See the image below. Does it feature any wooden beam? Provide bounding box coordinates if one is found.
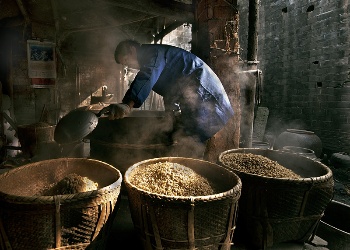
[63,15,156,34]
[51,0,60,34]
[58,15,156,44]
[153,21,184,43]
[98,0,194,23]
[15,0,31,24]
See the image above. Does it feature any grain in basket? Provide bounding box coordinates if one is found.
[128,161,215,196]
[220,152,301,179]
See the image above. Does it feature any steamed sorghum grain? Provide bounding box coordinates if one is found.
[128,161,215,196]
[220,153,301,179]
[39,173,98,195]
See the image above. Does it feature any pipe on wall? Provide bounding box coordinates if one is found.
[240,0,260,148]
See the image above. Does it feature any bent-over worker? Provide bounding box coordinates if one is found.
[101,39,234,158]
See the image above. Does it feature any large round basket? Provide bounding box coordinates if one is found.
[124,157,242,250]
[0,158,122,250]
[218,148,334,249]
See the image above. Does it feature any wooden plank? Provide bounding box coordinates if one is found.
[253,106,269,141]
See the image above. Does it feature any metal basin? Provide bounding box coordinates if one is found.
[316,200,350,249]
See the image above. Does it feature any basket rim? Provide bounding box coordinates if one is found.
[285,128,315,134]
[0,158,122,204]
[319,200,350,236]
[90,139,174,148]
[282,146,315,153]
[17,123,56,128]
[124,156,242,202]
[218,148,333,182]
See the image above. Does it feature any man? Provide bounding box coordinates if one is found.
[101,39,234,157]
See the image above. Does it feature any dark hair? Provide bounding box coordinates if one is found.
[114,39,141,63]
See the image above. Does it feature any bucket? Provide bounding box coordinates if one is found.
[0,158,122,250]
[124,157,242,250]
[218,148,334,249]
[316,200,350,249]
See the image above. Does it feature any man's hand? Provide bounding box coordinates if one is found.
[101,103,131,120]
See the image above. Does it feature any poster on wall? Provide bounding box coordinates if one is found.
[27,40,56,88]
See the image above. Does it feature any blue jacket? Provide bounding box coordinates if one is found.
[122,44,234,142]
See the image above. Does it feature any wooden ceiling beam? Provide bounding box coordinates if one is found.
[51,0,60,33]
[153,21,185,43]
[98,0,194,23]
[14,0,30,24]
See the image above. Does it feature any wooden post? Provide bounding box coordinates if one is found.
[193,0,241,162]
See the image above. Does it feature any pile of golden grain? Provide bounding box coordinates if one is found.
[39,173,98,195]
[129,161,215,196]
[220,153,301,179]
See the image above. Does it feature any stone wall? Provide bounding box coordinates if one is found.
[238,0,350,153]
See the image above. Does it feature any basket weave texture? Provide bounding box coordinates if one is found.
[0,158,122,250]
[124,157,242,250]
[218,148,334,249]
[17,123,55,156]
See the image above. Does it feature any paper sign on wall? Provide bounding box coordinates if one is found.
[27,40,57,84]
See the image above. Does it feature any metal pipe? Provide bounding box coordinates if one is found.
[239,69,262,75]
[247,0,259,64]
[240,0,260,148]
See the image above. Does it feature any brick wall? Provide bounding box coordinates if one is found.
[238,0,350,153]
[6,20,123,125]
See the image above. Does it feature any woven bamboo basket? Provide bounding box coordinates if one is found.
[0,158,122,250]
[124,157,242,250]
[218,148,334,249]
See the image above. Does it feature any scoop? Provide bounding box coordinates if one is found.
[54,106,110,144]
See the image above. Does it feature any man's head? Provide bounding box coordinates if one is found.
[114,40,141,69]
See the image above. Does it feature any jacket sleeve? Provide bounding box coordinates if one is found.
[122,47,166,108]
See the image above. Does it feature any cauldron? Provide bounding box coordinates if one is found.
[89,110,176,175]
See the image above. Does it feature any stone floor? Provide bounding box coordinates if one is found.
[105,194,334,250]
